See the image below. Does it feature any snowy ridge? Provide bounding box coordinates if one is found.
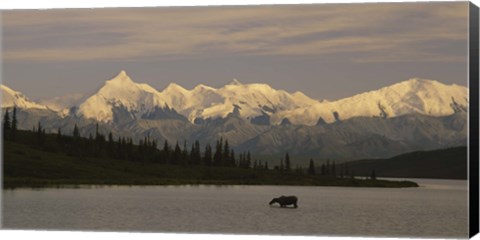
[1,84,48,110]
[8,71,468,125]
[75,71,170,122]
[273,78,468,125]
[160,78,319,123]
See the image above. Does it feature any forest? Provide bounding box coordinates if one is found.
[2,107,418,188]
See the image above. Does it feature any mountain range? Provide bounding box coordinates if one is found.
[1,71,468,164]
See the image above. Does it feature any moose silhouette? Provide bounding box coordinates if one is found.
[269,195,298,208]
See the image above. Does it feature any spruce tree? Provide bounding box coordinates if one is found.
[37,122,44,146]
[3,108,10,132]
[57,127,62,144]
[194,140,201,165]
[326,160,330,176]
[163,140,170,164]
[190,143,195,165]
[204,143,212,166]
[213,138,223,166]
[332,161,336,177]
[107,132,114,157]
[230,149,235,167]
[11,106,17,140]
[173,141,181,165]
[308,159,316,175]
[182,140,189,165]
[321,163,326,176]
[285,152,291,172]
[73,124,80,138]
[223,139,230,166]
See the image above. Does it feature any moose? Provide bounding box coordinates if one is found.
[269,195,298,208]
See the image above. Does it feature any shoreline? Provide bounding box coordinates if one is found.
[3,178,419,190]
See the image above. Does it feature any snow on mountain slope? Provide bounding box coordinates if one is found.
[158,78,319,123]
[73,71,467,125]
[1,84,48,110]
[272,78,468,125]
[76,71,168,122]
[159,83,224,120]
[181,79,319,122]
[39,93,84,112]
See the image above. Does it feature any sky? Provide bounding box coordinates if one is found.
[1,2,469,101]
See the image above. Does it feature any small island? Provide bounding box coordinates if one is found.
[3,119,418,189]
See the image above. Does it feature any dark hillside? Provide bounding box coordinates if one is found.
[345,147,467,179]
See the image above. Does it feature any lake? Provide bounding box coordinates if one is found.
[1,179,468,238]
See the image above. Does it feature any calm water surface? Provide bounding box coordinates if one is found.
[2,179,468,238]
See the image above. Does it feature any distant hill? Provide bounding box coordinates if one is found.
[346,147,467,179]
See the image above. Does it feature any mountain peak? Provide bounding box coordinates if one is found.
[165,82,188,91]
[1,84,48,110]
[228,78,243,86]
[118,70,128,77]
[390,78,447,92]
[107,70,134,84]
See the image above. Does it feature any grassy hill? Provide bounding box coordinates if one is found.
[346,147,467,179]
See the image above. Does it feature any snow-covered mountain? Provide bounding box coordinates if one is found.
[72,71,321,123]
[3,71,469,127]
[1,71,468,161]
[158,78,319,124]
[75,71,170,122]
[39,93,84,112]
[1,84,49,110]
[74,71,467,126]
[273,78,468,125]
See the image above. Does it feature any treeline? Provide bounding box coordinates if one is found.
[3,107,272,169]
[3,107,376,179]
[306,159,376,180]
[2,107,18,140]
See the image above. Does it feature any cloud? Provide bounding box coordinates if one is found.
[2,2,468,63]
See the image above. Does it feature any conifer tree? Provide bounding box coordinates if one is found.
[213,138,223,166]
[285,152,291,172]
[11,106,17,140]
[190,143,195,165]
[308,159,316,175]
[36,122,44,146]
[126,138,134,161]
[3,108,10,132]
[204,143,212,166]
[230,149,235,167]
[223,139,230,166]
[182,140,189,165]
[321,163,326,176]
[173,141,181,165]
[326,160,330,176]
[108,132,114,154]
[332,161,336,177]
[163,140,170,164]
[57,127,63,144]
[194,140,201,165]
[73,124,80,138]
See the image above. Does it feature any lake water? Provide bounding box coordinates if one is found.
[1,179,468,238]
